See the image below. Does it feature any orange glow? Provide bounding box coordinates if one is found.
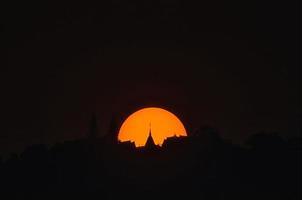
[118,107,187,147]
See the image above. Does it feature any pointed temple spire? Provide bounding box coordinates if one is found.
[144,122,157,148]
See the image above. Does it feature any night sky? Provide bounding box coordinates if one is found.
[1,0,293,154]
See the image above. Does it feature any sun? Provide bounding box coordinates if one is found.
[118,107,187,147]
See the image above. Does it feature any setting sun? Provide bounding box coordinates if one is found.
[118,107,187,147]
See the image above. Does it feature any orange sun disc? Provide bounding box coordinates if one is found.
[118,107,187,147]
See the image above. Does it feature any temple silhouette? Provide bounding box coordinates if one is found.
[144,126,158,149]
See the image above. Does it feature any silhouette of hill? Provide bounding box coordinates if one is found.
[0,124,301,200]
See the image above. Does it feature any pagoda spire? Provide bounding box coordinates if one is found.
[144,123,156,148]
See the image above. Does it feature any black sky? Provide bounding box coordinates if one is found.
[1,0,293,154]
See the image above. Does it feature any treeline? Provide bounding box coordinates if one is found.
[0,129,301,200]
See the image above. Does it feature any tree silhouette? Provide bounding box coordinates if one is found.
[0,125,301,200]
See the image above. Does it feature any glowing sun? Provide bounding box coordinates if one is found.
[118,107,187,147]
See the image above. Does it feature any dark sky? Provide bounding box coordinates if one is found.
[1,0,293,154]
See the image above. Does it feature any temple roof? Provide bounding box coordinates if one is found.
[144,126,157,148]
